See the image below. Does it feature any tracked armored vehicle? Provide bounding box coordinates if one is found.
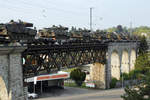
[0,20,37,44]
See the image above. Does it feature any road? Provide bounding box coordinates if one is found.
[36,87,125,100]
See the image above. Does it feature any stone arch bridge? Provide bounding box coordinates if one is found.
[107,42,137,86]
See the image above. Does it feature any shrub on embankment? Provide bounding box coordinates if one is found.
[70,68,86,86]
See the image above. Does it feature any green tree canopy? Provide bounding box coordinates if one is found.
[138,36,149,55]
[122,50,150,100]
[133,26,150,36]
[135,53,150,74]
[121,72,150,100]
[70,68,86,86]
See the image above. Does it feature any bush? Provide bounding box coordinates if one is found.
[128,69,142,79]
[135,53,150,74]
[121,72,150,100]
[138,36,148,55]
[70,68,86,86]
[110,77,118,88]
[120,70,142,81]
[120,73,130,80]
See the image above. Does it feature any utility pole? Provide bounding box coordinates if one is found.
[121,66,124,88]
[130,22,132,37]
[90,7,93,32]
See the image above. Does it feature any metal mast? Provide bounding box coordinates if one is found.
[90,7,93,32]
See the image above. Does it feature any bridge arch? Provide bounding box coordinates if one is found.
[111,50,120,80]
[0,76,11,100]
[130,49,136,71]
[121,50,129,73]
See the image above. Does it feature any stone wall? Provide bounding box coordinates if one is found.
[0,55,9,90]
[0,46,26,100]
[110,51,120,80]
[0,76,11,100]
[9,53,24,100]
[90,63,105,89]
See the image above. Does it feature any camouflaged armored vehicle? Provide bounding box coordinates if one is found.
[0,20,37,43]
[38,25,69,39]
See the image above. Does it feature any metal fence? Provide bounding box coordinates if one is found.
[116,79,142,88]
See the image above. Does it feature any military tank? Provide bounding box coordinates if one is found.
[38,25,69,39]
[0,20,37,44]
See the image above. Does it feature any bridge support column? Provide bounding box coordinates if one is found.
[0,46,26,100]
[90,63,106,89]
[128,50,131,72]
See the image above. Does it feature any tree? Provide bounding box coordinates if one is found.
[116,25,123,33]
[135,53,150,74]
[70,68,86,86]
[121,51,150,100]
[107,27,116,32]
[128,69,142,79]
[132,26,150,37]
[120,73,130,80]
[110,77,118,88]
[121,72,150,100]
[107,25,129,34]
[138,36,148,55]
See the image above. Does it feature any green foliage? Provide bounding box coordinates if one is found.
[133,26,150,36]
[121,86,143,100]
[107,25,129,33]
[120,73,130,80]
[119,69,142,81]
[107,27,116,33]
[128,69,142,79]
[70,68,86,86]
[63,68,77,72]
[138,36,148,55]
[122,49,150,100]
[110,77,118,88]
[106,25,150,37]
[121,72,150,100]
[64,82,87,88]
[135,53,150,74]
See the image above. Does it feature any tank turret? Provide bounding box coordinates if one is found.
[38,25,69,40]
[0,20,37,43]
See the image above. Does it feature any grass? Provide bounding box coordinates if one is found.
[64,82,77,87]
[64,82,87,89]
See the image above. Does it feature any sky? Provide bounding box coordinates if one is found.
[0,0,150,30]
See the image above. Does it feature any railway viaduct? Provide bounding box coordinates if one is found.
[81,42,137,89]
[106,42,137,87]
[0,21,138,100]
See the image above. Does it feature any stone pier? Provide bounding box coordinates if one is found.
[90,63,106,89]
[0,46,26,100]
[81,63,106,89]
